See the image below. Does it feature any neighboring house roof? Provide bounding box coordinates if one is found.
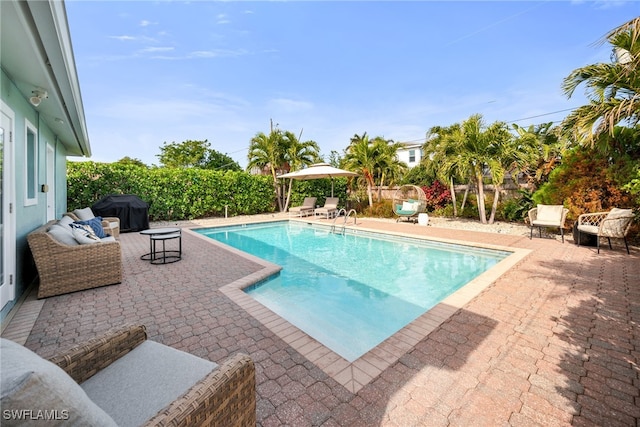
[1,0,90,156]
[397,142,423,151]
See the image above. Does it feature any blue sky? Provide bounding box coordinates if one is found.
[65,1,638,168]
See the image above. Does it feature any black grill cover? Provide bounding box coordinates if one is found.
[92,195,149,232]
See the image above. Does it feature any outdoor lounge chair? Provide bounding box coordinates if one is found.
[528,204,569,243]
[314,197,339,219]
[288,197,317,217]
[392,185,427,223]
[0,325,256,427]
[576,207,634,254]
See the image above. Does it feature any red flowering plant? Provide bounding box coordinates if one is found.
[421,181,452,211]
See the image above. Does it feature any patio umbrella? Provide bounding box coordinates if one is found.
[277,163,357,197]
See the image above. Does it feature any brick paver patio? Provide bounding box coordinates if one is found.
[3,217,639,426]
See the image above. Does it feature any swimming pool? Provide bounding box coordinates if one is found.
[196,221,511,362]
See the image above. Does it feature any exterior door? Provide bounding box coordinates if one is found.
[0,103,16,310]
[46,144,55,221]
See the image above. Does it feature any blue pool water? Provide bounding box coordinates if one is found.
[197,222,510,361]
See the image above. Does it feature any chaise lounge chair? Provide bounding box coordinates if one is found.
[314,197,339,219]
[576,207,634,254]
[288,197,317,217]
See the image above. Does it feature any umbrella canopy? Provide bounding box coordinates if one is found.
[277,163,357,197]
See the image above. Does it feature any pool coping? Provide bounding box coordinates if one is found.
[185,220,531,393]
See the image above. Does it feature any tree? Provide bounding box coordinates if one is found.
[246,121,320,212]
[343,133,377,207]
[512,123,571,189]
[282,130,321,210]
[204,151,242,171]
[424,124,465,216]
[157,139,240,170]
[424,115,517,224]
[116,156,147,168]
[247,122,289,212]
[561,17,640,150]
[371,137,407,201]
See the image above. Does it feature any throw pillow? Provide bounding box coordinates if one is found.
[402,201,415,211]
[0,338,118,426]
[69,223,100,245]
[59,215,75,229]
[73,207,95,221]
[75,217,106,238]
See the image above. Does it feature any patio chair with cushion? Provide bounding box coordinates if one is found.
[576,207,634,254]
[288,197,317,217]
[528,204,569,243]
[27,219,122,298]
[0,325,256,427]
[314,197,340,219]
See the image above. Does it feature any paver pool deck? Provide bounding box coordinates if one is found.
[3,215,639,426]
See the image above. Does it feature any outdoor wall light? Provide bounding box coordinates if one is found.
[29,89,48,107]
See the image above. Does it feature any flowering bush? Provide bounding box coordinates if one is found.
[421,181,452,211]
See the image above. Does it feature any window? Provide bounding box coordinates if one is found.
[25,120,38,206]
[409,150,416,163]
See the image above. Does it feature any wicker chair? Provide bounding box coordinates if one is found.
[49,325,256,426]
[392,185,427,223]
[528,205,569,243]
[27,220,122,298]
[576,208,634,254]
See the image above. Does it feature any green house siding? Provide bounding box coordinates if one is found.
[1,70,70,321]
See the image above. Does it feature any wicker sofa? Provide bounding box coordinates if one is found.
[1,325,256,426]
[27,220,122,298]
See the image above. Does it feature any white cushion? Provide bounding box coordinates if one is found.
[73,207,95,221]
[606,208,632,219]
[0,338,117,426]
[401,201,415,211]
[48,224,79,246]
[535,205,564,224]
[601,208,633,236]
[59,215,75,228]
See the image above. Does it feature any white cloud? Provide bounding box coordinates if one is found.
[188,49,248,58]
[110,35,136,41]
[216,14,230,24]
[139,46,175,53]
[268,98,314,113]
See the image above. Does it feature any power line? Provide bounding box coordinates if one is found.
[506,107,576,123]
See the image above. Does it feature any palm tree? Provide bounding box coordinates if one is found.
[282,130,321,210]
[424,124,465,216]
[425,115,516,224]
[561,17,639,150]
[247,121,289,211]
[512,123,572,189]
[343,133,377,207]
[370,137,407,201]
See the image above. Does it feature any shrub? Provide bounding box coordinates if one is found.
[501,189,534,222]
[362,200,395,218]
[421,181,452,211]
[67,162,275,221]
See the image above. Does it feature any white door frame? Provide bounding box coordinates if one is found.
[1,101,16,310]
[46,143,55,221]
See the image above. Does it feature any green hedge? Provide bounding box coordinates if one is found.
[67,162,276,220]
